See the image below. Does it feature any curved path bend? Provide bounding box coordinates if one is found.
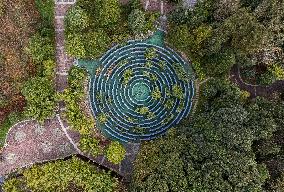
[230,65,284,98]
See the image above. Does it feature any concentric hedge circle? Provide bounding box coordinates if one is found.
[89,41,194,142]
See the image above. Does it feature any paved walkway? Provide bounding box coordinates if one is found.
[143,0,175,14]
[183,0,197,9]
[0,118,77,176]
[230,65,284,98]
[54,3,75,92]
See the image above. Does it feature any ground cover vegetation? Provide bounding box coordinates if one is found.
[0,0,56,146]
[59,66,126,164]
[3,156,120,192]
[167,0,284,83]
[64,0,159,59]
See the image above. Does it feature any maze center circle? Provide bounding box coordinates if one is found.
[89,41,195,143]
[131,82,150,101]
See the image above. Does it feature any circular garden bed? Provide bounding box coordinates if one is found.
[87,40,195,142]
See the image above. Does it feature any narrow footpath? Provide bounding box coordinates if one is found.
[230,65,284,98]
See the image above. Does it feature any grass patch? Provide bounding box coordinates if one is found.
[0,112,23,148]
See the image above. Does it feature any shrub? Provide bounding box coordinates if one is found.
[0,1,5,16]
[0,113,22,147]
[79,136,102,157]
[240,90,251,101]
[145,60,153,68]
[65,34,86,58]
[25,34,54,64]
[21,77,56,124]
[136,107,150,115]
[42,59,55,79]
[83,30,111,59]
[172,84,184,100]
[165,98,175,110]
[192,60,206,80]
[144,12,160,32]
[122,69,133,85]
[3,157,119,192]
[59,67,95,135]
[173,63,189,82]
[67,66,86,91]
[106,141,126,164]
[268,63,284,80]
[97,0,121,28]
[3,178,26,192]
[65,6,90,32]
[128,9,146,34]
[145,47,157,60]
[98,113,108,124]
[151,87,161,100]
[35,0,54,27]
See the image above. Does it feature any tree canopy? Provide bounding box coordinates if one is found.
[21,77,56,123]
[131,79,284,191]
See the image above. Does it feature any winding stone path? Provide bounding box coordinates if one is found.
[230,65,284,98]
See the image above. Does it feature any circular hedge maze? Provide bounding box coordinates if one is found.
[89,41,194,143]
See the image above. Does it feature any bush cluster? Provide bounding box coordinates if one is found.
[3,157,119,192]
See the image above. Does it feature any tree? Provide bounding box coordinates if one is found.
[131,126,269,192]
[204,49,236,76]
[65,34,86,58]
[25,34,54,64]
[217,8,268,54]
[83,30,111,59]
[130,80,280,191]
[3,157,119,192]
[213,0,241,21]
[106,141,126,164]
[65,6,90,32]
[144,47,157,60]
[97,0,121,28]
[21,77,56,123]
[128,9,146,34]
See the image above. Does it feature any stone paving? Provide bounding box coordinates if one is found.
[54,3,74,92]
[0,118,76,176]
